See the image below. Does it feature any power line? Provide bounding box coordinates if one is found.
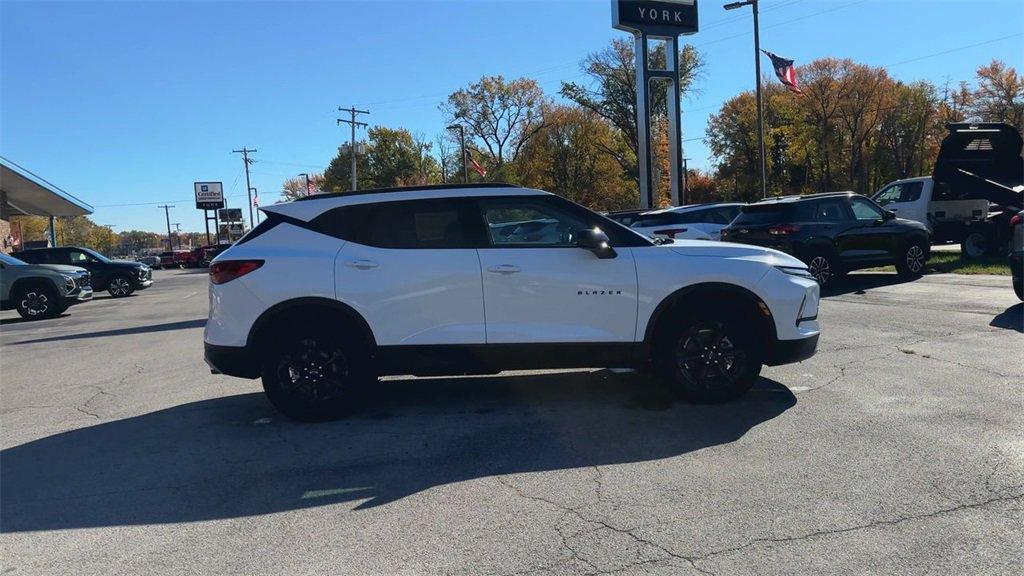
[885,32,1023,68]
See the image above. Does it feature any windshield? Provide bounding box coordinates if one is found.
[0,252,28,266]
[81,248,112,263]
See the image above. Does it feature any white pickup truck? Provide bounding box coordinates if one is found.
[871,123,1023,258]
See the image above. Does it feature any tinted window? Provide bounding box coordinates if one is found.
[849,197,884,221]
[814,199,850,222]
[734,204,792,225]
[875,182,923,206]
[359,200,480,249]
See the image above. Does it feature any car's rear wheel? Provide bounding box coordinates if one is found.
[895,241,928,278]
[15,285,61,320]
[261,324,372,422]
[657,312,762,403]
[807,251,838,287]
[107,275,135,297]
[961,231,988,259]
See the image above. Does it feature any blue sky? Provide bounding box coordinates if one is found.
[2,0,1022,233]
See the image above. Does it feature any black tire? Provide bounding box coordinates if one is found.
[14,284,61,320]
[656,307,762,404]
[895,240,928,278]
[806,250,839,287]
[1014,278,1023,301]
[261,323,373,422]
[107,274,135,297]
[961,231,988,259]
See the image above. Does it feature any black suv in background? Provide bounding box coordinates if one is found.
[720,192,931,286]
[13,246,153,297]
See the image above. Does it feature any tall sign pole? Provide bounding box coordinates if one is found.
[613,0,699,210]
[724,0,766,198]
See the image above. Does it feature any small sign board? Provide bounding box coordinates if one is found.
[612,0,699,36]
[194,182,225,210]
[218,208,243,223]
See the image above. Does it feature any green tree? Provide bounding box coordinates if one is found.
[440,75,548,174]
[281,173,324,201]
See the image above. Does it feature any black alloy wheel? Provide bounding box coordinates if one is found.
[15,286,59,320]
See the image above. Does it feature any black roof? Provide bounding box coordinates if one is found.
[293,182,519,202]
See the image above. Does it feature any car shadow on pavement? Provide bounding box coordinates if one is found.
[0,313,70,326]
[821,273,914,297]
[990,303,1022,332]
[0,372,794,532]
[5,319,207,345]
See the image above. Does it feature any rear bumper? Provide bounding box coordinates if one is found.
[765,333,819,366]
[204,342,260,379]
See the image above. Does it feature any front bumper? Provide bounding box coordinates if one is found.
[64,287,94,306]
[205,342,260,379]
[765,333,819,366]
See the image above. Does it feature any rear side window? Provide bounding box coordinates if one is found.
[321,199,483,249]
[814,198,851,222]
[734,205,792,225]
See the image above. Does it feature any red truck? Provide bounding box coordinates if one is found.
[158,250,201,269]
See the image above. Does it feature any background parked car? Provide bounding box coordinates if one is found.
[136,254,162,268]
[629,203,744,240]
[13,246,153,297]
[159,250,200,269]
[721,192,931,286]
[603,209,648,228]
[0,252,93,319]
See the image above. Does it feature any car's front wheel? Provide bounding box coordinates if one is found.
[107,275,135,297]
[261,325,372,421]
[15,285,61,320]
[658,314,762,403]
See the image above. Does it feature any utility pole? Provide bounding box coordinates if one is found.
[172,223,182,249]
[337,106,369,191]
[724,0,767,199]
[158,205,174,250]
[446,124,468,183]
[299,173,311,196]
[682,158,691,201]
[233,147,257,229]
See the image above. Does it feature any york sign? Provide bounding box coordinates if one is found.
[612,0,699,36]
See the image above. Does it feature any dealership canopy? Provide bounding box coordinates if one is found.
[1,156,93,217]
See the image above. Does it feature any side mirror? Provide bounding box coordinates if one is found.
[883,210,896,221]
[576,228,617,259]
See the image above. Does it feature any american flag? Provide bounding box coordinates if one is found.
[252,194,259,208]
[466,149,487,178]
[306,179,316,196]
[762,50,804,95]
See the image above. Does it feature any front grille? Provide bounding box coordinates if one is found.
[78,273,91,288]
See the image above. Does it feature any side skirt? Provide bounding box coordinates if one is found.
[374,343,647,377]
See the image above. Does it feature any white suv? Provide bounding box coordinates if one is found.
[204,184,820,421]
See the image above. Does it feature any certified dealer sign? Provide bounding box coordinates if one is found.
[194,182,225,210]
[612,0,699,36]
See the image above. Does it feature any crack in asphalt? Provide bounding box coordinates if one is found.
[494,472,1023,576]
[895,346,1018,379]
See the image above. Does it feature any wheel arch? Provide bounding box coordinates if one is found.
[643,282,778,352]
[247,296,378,353]
[9,277,58,297]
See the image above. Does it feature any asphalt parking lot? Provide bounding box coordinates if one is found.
[1,268,1021,575]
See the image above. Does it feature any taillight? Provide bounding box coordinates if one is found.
[210,260,264,284]
[1011,213,1022,227]
[654,228,688,238]
[768,223,801,235]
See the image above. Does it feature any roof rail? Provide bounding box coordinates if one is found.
[293,182,519,202]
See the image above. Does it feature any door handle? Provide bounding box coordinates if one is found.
[345,259,379,270]
[487,264,521,275]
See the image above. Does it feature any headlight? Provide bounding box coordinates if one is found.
[61,274,76,290]
[776,265,815,280]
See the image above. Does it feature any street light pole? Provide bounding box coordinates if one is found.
[299,172,311,197]
[725,0,768,199]
[682,157,691,199]
[446,124,468,183]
